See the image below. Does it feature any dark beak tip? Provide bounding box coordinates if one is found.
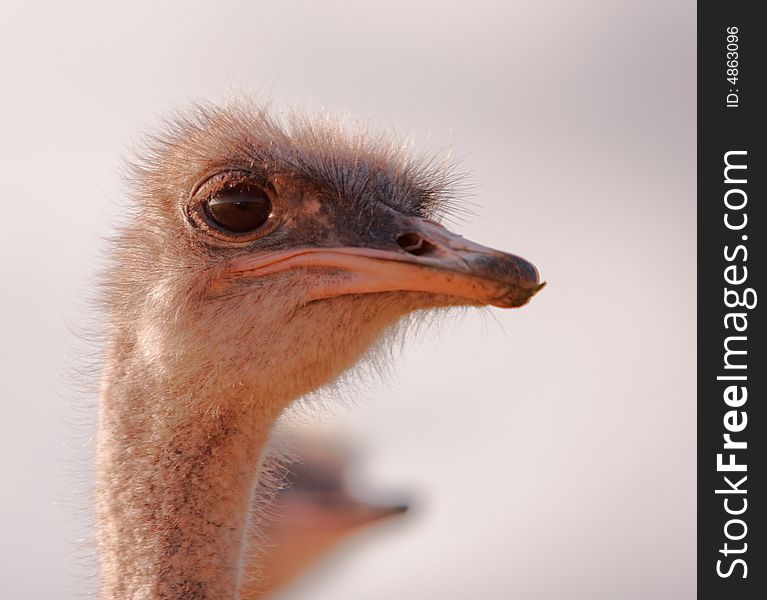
[508,254,544,307]
[523,280,547,303]
[364,502,410,523]
[391,503,409,515]
[494,279,546,309]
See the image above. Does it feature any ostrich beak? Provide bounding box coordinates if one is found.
[229,218,543,308]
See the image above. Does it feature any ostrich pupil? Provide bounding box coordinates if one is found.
[205,184,272,233]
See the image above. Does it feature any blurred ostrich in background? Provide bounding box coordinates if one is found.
[96,102,542,599]
[242,429,408,599]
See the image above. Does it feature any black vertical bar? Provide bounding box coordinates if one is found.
[698,3,765,599]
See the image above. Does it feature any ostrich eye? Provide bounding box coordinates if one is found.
[203,183,272,234]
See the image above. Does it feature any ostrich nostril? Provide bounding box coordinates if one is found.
[396,232,438,257]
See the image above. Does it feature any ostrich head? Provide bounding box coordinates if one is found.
[106,103,541,417]
[97,102,542,598]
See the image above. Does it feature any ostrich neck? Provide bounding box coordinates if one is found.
[96,365,277,600]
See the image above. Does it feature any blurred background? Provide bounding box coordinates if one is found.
[0,1,695,598]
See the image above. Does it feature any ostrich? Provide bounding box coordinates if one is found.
[241,430,409,598]
[96,102,542,599]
